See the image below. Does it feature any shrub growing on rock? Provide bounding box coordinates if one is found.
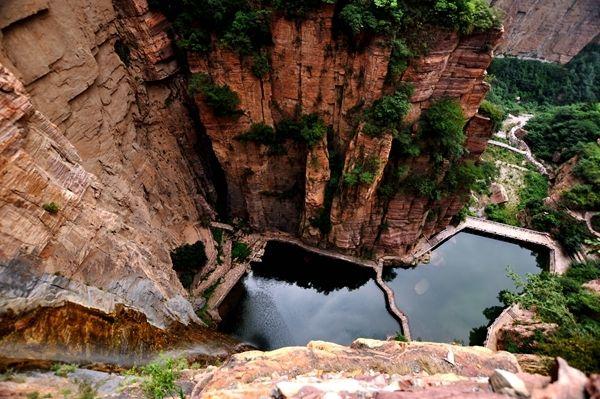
[42,202,60,214]
[478,99,505,132]
[232,241,251,262]
[419,98,467,163]
[188,74,241,117]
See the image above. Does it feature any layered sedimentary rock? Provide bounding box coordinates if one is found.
[491,0,600,63]
[190,7,502,259]
[0,0,236,357]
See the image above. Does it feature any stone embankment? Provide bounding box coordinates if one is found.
[412,217,570,273]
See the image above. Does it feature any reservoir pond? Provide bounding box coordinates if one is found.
[220,231,547,350]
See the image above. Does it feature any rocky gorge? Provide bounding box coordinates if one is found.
[0,0,599,396]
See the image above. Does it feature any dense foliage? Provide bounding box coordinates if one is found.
[502,260,600,373]
[361,86,412,137]
[486,43,600,112]
[562,142,600,211]
[478,99,505,132]
[528,201,591,255]
[419,98,467,163]
[524,103,600,163]
[188,74,242,116]
[237,113,327,153]
[150,0,500,62]
[344,156,379,186]
[140,357,187,399]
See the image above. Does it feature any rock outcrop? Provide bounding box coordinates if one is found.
[0,0,235,360]
[491,0,600,63]
[189,340,593,399]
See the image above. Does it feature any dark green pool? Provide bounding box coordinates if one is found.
[220,232,547,350]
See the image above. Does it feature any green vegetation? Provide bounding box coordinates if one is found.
[442,160,497,195]
[524,103,600,163]
[518,171,548,210]
[478,99,505,132]
[196,280,220,326]
[140,357,187,399]
[343,157,379,186]
[361,86,412,138]
[51,363,77,377]
[592,215,600,232]
[26,393,39,399]
[482,144,526,165]
[150,0,500,72]
[501,260,600,373]
[0,369,25,383]
[77,382,97,399]
[419,98,467,163]
[170,241,207,289]
[237,113,327,153]
[378,98,494,201]
[562,142,600,211]
[528,201,591,255]
[232,241,252,262]
[251,50,270,78]
[486,43,599,112]
[394,332,408,342]
[42,202,60,214]
[484,203,519,226]
[484,171,547,227]
[188,74,241,117]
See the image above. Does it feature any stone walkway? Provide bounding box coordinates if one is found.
[489,114,549,176]
[265,232,412,339]
[413,217,571,274]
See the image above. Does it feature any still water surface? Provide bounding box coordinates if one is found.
[220,231,546,350]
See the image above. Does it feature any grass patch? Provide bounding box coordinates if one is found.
[51,363,77,377]
[140,357,187,399]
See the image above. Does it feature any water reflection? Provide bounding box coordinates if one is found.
[221,233,547,350]
[386,232,547,344]
[220,241,396,349]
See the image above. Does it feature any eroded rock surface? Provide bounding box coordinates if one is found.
[0,0,235,361]
[491,0,600,63]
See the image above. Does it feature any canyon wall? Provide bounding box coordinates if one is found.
[491,0,600,63]
[190,7,502,259]
[0,0,233,355]
[0,0,501,355]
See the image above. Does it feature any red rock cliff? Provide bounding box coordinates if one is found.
[0,0,224,333]
[189,7,502,260]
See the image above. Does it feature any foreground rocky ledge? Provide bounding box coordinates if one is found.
[4,340,596,399]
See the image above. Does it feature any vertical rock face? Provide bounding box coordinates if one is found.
[0,0,221,333]
[190,8,502,259]
[491,0,600,63]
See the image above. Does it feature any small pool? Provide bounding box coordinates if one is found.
[220,232,547,350]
